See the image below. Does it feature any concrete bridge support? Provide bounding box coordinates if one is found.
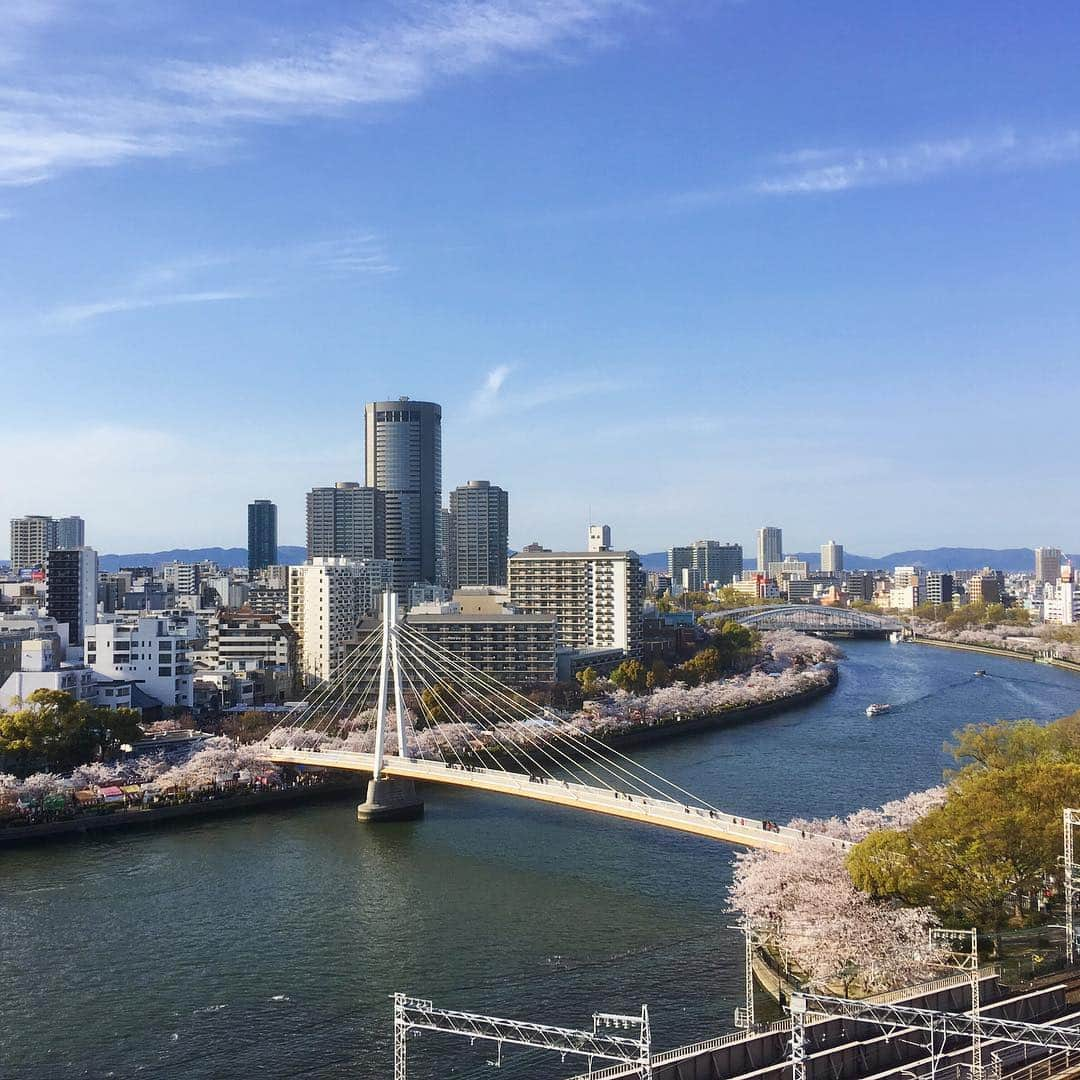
[356,778,424,822]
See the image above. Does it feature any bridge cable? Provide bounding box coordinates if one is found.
[394,623,630,790]
[394,633,569,782]
[395,621,694,800]
[394,622,675,800]
[394,620,720,807]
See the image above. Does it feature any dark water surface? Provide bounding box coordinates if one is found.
[3,642,1079,1080]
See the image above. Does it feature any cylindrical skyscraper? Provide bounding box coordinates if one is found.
[364,398,442,592]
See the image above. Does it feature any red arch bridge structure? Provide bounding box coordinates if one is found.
[265,591,847,851]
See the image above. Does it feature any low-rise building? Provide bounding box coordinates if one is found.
[85,615,196,708]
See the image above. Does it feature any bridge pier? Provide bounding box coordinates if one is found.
[356,778,424,823]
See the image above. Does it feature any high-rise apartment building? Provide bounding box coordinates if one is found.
[449,480,509,589]
[893,566,918,589]
[1035,547,1063,585]
[306,483,385,560]
[56,516,85,549]
[288,557,393,683]
[439,508,455,588]
[690,540,743,588]
[364,398,442,591]
[667,546,693,587]
[966,570,1001,606]
[508,548,644,657]
[756,526,782,574]
[161,562,199,596]
[588,525,612,552]
[10,515,58,572]
[46,546,98,646]
[247,500,278,572]
[820,540,844,574]
[924,571,954,606]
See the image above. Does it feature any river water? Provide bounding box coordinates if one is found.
[3,642,1080,1080]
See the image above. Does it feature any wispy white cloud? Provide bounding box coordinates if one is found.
[0,1,639,187]
[468,364,610,418]
[470,363,513,415]
[754,128,1080,195]
[159,1,632,114]
[50,290,252,326]
[41,232,395,326]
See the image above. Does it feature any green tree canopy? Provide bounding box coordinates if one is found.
[609,659,648,695]
[0,690,142,777]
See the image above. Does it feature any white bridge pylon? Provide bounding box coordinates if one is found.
[267,591,845,853]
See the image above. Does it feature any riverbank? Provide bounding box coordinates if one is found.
[908,634,1080,674]
[601,665,838,752]
[0,776,366,848]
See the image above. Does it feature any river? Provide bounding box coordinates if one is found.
[3,641,1080,1080]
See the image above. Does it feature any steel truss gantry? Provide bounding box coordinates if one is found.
[788,991,1080,1080]
[1063,808,1080,965]
[392,993,652,1080]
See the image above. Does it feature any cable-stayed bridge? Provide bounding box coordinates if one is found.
[266,592,846,853]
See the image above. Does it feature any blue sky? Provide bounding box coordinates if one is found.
[2,1,1078,558]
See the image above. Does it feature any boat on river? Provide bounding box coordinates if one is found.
[865,703,892,717]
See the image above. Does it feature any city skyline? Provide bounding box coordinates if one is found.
[3,4,1080,554]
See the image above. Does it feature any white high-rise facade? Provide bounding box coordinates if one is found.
[756,526,782,574]
[508,548,644,657]
[288,557,393,684]
[820,540,844,574]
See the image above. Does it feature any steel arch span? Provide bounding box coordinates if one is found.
[704,605,903,634]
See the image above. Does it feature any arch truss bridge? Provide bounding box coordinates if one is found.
[707,605,903,636]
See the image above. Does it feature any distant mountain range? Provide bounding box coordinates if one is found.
[638,547,1051,574]
[96,546,308,572]
[0,545,1051,576]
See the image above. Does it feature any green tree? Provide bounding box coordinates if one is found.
[678,647,721,687]
[0,690,142,776]
[610,659,648,695]
[575,666,602,697]
[849,760,1080,945]
[646,658,671,691]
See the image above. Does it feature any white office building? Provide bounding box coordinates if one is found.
[1044,566,1080,625]
[288,557,393,684]
[85,615,196,707]
[757,526,782,574]
[820,540,844,574]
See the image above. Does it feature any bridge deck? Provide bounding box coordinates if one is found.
[267,749,849,853]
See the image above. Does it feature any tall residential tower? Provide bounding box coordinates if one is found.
[449,480,509,588]
[247,500,278,572]
[364,398,442,592]
[756,526,782,574]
